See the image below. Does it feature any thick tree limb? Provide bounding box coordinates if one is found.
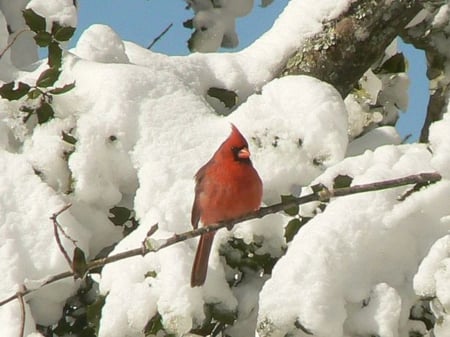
[281,0,424,97]
[0,172,441,308]
[400,6,450,143]
[420,85,447,142]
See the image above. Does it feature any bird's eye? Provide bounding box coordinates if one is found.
[200,26,207,32]
[231,146,250,162]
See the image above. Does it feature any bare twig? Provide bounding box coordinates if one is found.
[17,285,26,337]
[0,29,29,59]
[52,204,77,244]
[147,23,173,49]
[0,172,442,307]
[50,204,76,269]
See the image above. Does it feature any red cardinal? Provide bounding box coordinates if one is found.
[190,124,263,287]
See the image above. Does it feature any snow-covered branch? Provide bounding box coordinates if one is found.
[281,0,423,97]
[0,172,441,309]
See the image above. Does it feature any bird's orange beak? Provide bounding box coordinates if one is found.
[238,147,250,159]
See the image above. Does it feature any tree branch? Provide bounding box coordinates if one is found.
[0,172,441,307]
[399,2,449,143]
[280,0,423,97]
[147,23,173,50]
[0,29,29,60]
[50,204,76,269]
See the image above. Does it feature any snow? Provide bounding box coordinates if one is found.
[346,126,401,157]
[0,0,38,69]
[0,0,449,337]
[26,0,77,31]
[0,149,89,332]
[187,0,254,52]
[74,24,130,63]
[258,143,450,337]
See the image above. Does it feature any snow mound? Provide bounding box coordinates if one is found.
[258,144,450,337]
[74,24,130,64]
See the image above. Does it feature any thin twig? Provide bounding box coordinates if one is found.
[51,204,77,245]
[0,172,442,307]
[50,204,75,269]
[0,29,29,59]
[147,23,173,49]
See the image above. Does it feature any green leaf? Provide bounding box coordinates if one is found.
[22,8,46,33]
[33,31,52,47]
[48,42,62,68]
[0,81,30,100]
[284,218,302,243]
[50,82,75,95]
[61,130,77,144]
[183,19,193,29]
[72,247,88,279]
[109,206,131,226]
[86,295,106,335]
[210,304,237,325]
[54,25,76,42]
[36,67,61,88]
[207,87,238,108]
[36,102,55,123]
[144,313,164,336]
[281,194,299,216]
[285,217,312,243]
[27,88,42,99]
[333,174,353,189]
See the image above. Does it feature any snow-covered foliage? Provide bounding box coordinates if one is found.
[185,0,254,52]
[0,0,449,337]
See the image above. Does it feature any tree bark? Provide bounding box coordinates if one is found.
[280,0,424,98]
[400,4,450,143]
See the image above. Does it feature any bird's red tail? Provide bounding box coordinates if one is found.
[191,232,215,287]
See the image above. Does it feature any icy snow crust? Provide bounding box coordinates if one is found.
[1,0,450,337]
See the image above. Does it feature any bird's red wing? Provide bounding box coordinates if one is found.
[191,197,201,229]
[191,161,210,229]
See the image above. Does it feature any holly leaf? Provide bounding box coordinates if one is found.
[285,218,301,242]
[144,313,164,336]
[36,67,61,88]
[27,88,42,99]
[86,295,106,334]
[50,82,75,95]
[36,102,55,123]
[281,194,299,216]
[72,247,88,279]
[22,8,46,33]
[183,19,193,29]
[54,25,76,42]
[48,42,62,68]
[0,81,30,100]
[61,130,77,144]
[109,206,131,226]
[207,87,238,108]
[33,31,52,47]
[333,174,353,189]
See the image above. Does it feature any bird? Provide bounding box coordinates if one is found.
[190,124,263,287]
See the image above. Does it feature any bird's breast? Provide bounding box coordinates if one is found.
[197,163,262,225]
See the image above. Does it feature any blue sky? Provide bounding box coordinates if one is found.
[74,0,427,141]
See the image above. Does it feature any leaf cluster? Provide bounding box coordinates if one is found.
[0,8,75,124]
[38,276,105,337]
[109,206,139,237]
